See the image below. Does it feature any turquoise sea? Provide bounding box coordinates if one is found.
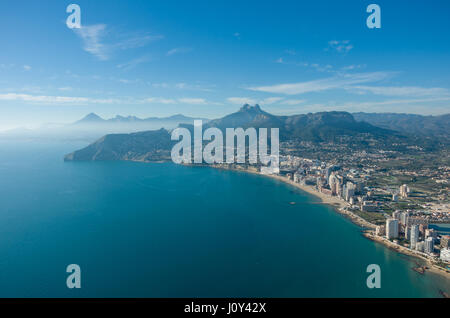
[0,140,449,297]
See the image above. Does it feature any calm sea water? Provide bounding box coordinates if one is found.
[0,140,449,297]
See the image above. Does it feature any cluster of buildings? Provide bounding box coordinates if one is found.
[377,211,450,262]
[277,154,450,265]
[391,184,409,201]
[281,155,366,206]
[399,184,410,198]
[278,155,449,223]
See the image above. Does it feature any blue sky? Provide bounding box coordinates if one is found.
[0,0,449,129]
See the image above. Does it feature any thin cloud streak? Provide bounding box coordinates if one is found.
[74,24,108,60]
[277,97,450,115]
[73,24,163,60]
[348,86,449,97]
[227,97,304,106]
[248,72,392,95]
[117,56,152,70]
[0,93,118,104]
[326,40,353,54]
[167,47,192,56]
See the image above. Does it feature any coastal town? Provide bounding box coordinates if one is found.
[280,153,450,269]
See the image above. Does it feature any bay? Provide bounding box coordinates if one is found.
[0,140,448,297]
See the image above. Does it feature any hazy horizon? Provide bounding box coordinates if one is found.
[1,0,450,129]
[1,106,449,132]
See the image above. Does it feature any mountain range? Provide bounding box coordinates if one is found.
[352,112,450,138]
[65,104,449,162]
[0,113,206,141]
[74,113,207,125]
[189,104,395,142]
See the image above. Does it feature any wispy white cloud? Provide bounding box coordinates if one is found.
[167,47,192,56]
[347,85,449,97]
[73,24,163,60]
[2,93,216,106]
[350,97,450,107]
[340,64,365,72]
[274,97,450,115]
[248,72,392,95]
[117,56,151,70]
[227,96,301,106]
[58,87,73,91]
[11,86,44,94]
[23,65,31,71]
[114,33,163,50]
[275,57,335,73]
[310,63,333,73]
[149,82,215,92]
[0,93,118,104]
[118,79,134,84]
[145,97,177,104]
[280,99,306,105]
[178,98,207,105]
[74,24,108,60]
[144,97,215,105]
[326,40,353,54]
[151,82,169,89]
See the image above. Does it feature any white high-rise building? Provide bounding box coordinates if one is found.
[425,237,434,254]
[392,211,401,221]
[440,248,450,262]
[343,182,356,202]
[400,184,409,198]
[386,219,399,240]
[400,212,409,225]
[328,174,339,195]
[410,225,420,249]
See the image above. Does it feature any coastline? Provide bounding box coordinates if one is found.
[363,232,450,282]
[135,160,450,285]
[203,164,450,284]
[208,164,376,230]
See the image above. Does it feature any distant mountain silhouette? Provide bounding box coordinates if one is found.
[353,112,450,138]
[75,113,105,124]
[1,112,209,142]
[65,105,402,161]
[73,113,207,125]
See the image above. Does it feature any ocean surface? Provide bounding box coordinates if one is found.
[0,140,449,297]
[430,224,450,235]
